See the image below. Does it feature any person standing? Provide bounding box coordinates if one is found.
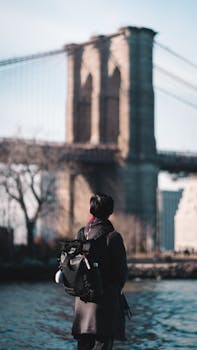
[72,193,128,350]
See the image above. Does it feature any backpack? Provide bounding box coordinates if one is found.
[58,235,104,303]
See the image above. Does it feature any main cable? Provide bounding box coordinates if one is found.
[154,64,197,92]
[0,48,66,67]
[154,41,197,70]
[155,85,197,110]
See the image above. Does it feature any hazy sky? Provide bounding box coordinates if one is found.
[1,0,197,59]
[0,0,197,152]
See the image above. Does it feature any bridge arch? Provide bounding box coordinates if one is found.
[104,67,120,143]
[75,73,92,142]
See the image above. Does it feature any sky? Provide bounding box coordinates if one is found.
[0,0,197,60]
[0,1,197,154]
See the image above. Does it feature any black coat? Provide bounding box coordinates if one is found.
[72,218,128,340]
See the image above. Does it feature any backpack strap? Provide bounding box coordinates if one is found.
[77,227,86,240]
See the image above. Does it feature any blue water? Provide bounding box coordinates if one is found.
[0,280,196,350]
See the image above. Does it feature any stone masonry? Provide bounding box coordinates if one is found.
[59,26,158,251]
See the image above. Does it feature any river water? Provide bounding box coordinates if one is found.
[0,280,196,350]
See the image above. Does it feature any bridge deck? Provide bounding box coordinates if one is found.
[0,138,118,165]
[158,151,197,172]
[0,138,197,172]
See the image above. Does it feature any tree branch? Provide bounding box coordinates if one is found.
[4,180,20,202]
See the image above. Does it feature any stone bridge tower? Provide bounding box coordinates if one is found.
[61,26,158,251]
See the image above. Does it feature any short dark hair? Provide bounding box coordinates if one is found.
[90,193,114,219]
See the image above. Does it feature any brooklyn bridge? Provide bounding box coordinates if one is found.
[1,26,197,250]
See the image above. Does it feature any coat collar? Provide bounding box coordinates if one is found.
[85,218,114,240]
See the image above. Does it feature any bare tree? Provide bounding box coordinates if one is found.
[0,162,56,255]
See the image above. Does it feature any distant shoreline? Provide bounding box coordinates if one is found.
[0,259,197,281]
[127,261,197,279]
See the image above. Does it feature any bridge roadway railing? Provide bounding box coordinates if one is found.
[0,138,118,166]
[0,138,197,172]
[158,150,197,173]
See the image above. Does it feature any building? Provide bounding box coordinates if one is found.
[0,226,14,260]
[159,190,182,251]
[175,176,197,252]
